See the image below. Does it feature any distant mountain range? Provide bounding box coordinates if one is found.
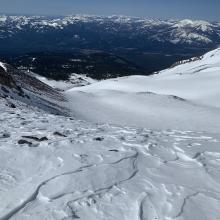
[1,15,220,78]
[1,15,220,51]
[1,15,220,220]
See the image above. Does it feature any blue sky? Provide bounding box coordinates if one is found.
[0,0,220,21]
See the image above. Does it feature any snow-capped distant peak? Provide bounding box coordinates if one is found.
[0,61,7,71]
[173,19,213,32]
[0,15,7,22]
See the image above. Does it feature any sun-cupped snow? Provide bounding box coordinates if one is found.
[66,48,220,132]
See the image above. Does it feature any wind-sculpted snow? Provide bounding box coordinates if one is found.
[0,99,220,219]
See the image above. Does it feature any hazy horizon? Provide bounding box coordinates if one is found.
[0,0,220,21]
[0,12,219,23]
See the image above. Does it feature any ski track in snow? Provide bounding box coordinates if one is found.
[0,99,220,220]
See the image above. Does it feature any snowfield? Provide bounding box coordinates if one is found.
[0,48,220,219]
[66,48,220,132]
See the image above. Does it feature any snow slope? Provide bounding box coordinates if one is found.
[0,96,220,220]
[0,49,220,220]
[66,48,220,132]
[0,61,67,115]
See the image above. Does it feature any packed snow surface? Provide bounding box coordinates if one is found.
[0,98,220,220]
